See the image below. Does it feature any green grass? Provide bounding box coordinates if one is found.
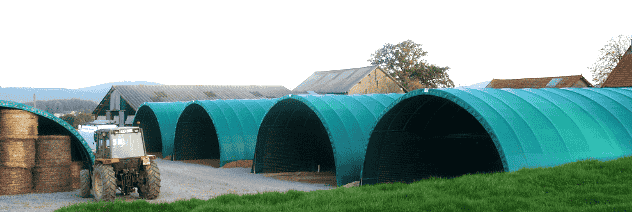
[55,155,632,212]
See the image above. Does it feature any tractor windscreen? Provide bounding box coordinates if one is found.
[111,131,146,158]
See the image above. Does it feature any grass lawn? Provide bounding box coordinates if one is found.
[55,155,632,212]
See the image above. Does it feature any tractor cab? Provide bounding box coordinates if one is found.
[94,127,147,160]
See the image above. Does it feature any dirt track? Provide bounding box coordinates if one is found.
[0,158,340,212]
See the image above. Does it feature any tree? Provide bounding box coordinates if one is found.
[368,40,454,91]
[74,112,95,127]
[60,114,76,128]
[588,35,632,88]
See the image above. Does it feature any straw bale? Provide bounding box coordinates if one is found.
[32,165,71,193]
[0,109,38,136]
[0,166,32,195]
[35,135,71,167]
[69,161,84,189]
[0,136,36,169]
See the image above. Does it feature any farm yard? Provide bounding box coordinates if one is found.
[3,66,632,211]
[0,158,340,212]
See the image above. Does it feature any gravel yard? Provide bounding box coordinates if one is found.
[0,158,339,212]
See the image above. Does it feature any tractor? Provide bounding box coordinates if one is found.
[79,127,161,202]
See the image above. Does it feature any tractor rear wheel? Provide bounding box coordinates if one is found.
[79,169,91,198]
[139,161,160,200]
[92,164,116,202]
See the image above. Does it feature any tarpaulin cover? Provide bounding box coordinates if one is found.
[0,100,95,167]
[133,102,188,159]
[253,93,404,187]
[174,99,277,167]
[362,87,632,184]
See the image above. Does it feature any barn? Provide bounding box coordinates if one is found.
[173,99,278,167]
[133,102,188,159]
[1,100,94,166]
[252,93,404,187]
[601,40,632,88]
[360,87,632,186]
[485,75,593,89]
[131,85,294,160]
[293,66,408,95]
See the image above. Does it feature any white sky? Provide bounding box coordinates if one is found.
[1,1,631,90]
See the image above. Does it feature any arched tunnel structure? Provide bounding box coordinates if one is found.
[0,100,95,171]
[361,87,632,186]
[133,102,188,159]
[174,99,277,167]
[253,93,404,187]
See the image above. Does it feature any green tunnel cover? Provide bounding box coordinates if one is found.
[362,87,632,182]
[0,100,95,167]
[176,99,278,167]
[134,102,189,158]
[255,93,404,187]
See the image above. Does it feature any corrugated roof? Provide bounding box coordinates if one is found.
[485,75,593,89]
[601,42,632,88]
[93,85,293,115]
[293,66,378,94]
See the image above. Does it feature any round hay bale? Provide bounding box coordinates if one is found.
[35,135,71,167]
[32,165,71,193]
[0,109,38,136]
[0,136,36,169]
[69,161,84,189]
[0,166,32,195]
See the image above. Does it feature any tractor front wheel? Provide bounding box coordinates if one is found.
[92,164,116,202]
[139,160,161,200]
[79,169,91,198]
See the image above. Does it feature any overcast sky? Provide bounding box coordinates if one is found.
[1,1,631,90]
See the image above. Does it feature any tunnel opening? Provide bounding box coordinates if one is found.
[363,95,504,186]
[174,104,220,163]
[135,109,163,158]
[254,99,336,182]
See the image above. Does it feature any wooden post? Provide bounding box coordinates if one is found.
[318,165,320,173]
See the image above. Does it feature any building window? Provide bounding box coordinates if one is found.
[546,78,563,88]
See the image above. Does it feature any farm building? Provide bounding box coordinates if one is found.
[131,86,294,160]
[485,75,593,89]
[252,93,404,187]
[360,87,632,186]
[293,66,408,95]
[600,40,632,88]
[0,100,94,194]
[93,85,294,127]
[172,99,278,167]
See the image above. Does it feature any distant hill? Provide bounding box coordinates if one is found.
[0,81,162,103]
[22,98,99,114]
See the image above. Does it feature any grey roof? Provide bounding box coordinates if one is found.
[292,66,379,94]
[93,85,293,115]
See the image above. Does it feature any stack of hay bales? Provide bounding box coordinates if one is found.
[69,161,84,189]
[33,135,72,193]
[0,109,38,195]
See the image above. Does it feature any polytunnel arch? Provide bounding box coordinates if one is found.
[174,99,277,167]
[254,98,336,174]
[173,103,220,162]
[253,93,404,187]
[361,87,632,186]
[133,102,188,159]
[0,101,95,170]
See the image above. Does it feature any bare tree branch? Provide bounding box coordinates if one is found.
[588,35,632,87]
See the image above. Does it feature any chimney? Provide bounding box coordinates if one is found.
[33,94,36,109]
